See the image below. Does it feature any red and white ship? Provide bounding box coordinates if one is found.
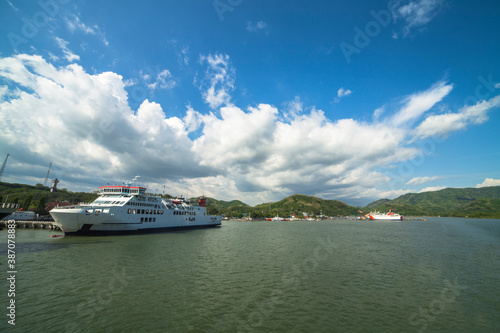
[366,207,403,221]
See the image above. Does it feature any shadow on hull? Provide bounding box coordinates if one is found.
[63,223,221,236]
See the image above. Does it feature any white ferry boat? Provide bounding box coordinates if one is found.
[50,183,221,235]
[366,207,403,221]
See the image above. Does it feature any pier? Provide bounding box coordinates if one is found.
[0,220,61,230]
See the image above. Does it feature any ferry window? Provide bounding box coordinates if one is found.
[141,209,145,214]
[153,218,156,222]
[132,209,136,214]
[140,217,143,222]
[128,209,131,214]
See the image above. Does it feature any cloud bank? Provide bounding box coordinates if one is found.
[1,54,499,205]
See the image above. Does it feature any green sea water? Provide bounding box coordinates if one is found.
[1,218,499,332]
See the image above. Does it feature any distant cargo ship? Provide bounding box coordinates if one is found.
[50,182,221,235]
[366,208,403,221]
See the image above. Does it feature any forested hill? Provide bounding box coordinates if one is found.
[253,194,360,217]
[0,182,99,214]
[364,186,500,218]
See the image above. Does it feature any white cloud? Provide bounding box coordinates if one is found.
[167,40,190,67]
[414,95,500,139]
[192,103,414,201]
[178,45,190,67]
[337,87,352,98]
[419,186,446,193]
[246,21,268,32]
[141,69,176,91]
[0,54,496,206]
[406,176,440,185]
[389,80,453,126]
[197,53,235,109]
[476,178,500,188]
[0,54,208,192]
[334,87,352,103]
[282,96,303,120]
[6,0,19,11]
[54,37,80,62]
[393,0,443,38]
[65,14,109,46]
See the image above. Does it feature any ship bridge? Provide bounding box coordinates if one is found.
[98,185,147,196]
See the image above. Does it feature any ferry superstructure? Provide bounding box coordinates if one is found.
[50,184,221,235]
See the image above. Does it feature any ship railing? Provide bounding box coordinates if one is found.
[1,203,21,209]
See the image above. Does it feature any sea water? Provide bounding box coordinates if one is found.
[1,217,499,332]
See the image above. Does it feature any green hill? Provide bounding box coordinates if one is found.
[254,194,360,217]
[190,197,251,217]
[0,182,99,215]
[3,181,500,219]
[0,182,98,206]
[365,186,500,218]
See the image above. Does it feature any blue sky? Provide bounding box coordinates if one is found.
[0,0,499,206]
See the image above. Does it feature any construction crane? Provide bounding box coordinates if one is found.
[0,153,10,183]
[44,162,52,186]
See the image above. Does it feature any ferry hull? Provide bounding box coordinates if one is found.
[50,207,221,235]
[63,223,221,236]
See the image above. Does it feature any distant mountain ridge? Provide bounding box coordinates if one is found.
[2,182,500,219]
